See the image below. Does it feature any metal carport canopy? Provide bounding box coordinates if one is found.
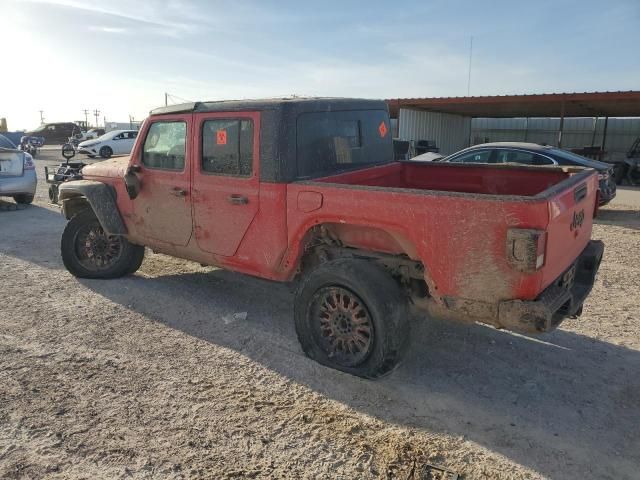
[386,91,640,118]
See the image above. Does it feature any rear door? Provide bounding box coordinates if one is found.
[130,115,193,246]
[192,111,260,256]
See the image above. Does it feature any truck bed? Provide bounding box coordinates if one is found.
[287,161,599,332]
[315,161,579,197]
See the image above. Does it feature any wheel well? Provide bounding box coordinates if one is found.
[296,224,430,302]
[61,194,91,220]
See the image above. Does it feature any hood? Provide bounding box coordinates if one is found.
[82,157,129,178]
[79,138,101,147]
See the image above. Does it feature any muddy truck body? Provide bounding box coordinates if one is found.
[58,98,604,378]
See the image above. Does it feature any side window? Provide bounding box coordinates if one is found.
[449,150,491,163]
[296,109,390,178]
[142,121,187,170]
[113,133,123,140]
[201,119,253,176]
[533,154,554,165]
[495,150,554,166]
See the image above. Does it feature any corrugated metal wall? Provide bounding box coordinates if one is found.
[398,109,471,155]
[472,117,640,162]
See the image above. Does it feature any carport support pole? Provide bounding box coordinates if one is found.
[601,116,609,151]
[590,117,598,147]
[557,101,565,148]
[524,117,529,142]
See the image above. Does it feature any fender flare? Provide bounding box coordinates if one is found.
[58,180,127,235]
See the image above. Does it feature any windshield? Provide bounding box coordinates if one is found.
[32,124,47,133]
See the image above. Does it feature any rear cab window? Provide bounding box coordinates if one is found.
[296,109,392,178]
[142,122,187,170]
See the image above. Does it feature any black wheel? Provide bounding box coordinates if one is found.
[61,209,144,279]
[13,194,34,204]
[99,146,113,159]
[612,164,626,185]
[294,259,410,378]
[48,185,59,204]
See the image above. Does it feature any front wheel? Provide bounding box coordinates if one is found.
[294,259,410,379]
[61,209,144,279]
[99,146,112,159]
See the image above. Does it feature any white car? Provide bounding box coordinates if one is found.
[77,130,138,159]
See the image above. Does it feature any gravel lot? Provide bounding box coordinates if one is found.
[1,149,639,479]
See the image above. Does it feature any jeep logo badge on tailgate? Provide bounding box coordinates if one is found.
[570,209,585,231]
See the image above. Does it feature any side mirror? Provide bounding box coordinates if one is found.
[124,165,141,199]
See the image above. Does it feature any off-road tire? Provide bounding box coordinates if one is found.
[61,209,144,279]
[294,258,410,379]
[99,146,113,159]
[13,194,34,204]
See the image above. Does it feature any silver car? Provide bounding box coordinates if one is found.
[0,134,37,204]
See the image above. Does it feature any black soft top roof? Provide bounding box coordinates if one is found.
[150,97,387,116]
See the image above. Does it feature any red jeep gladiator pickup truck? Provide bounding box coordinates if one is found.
[58,98,604,378]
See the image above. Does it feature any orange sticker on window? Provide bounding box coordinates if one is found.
[216,130,227,145]
[378,121,388,138]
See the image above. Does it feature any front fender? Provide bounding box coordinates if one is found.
[58,180,127,235]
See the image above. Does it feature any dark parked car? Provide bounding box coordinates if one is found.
[26,122,82,144]
[441,142,616,205]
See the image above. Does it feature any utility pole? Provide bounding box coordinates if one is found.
[93,109,101,128]
[39,110,45,124]
[467,36,473,97]
[82,109,90,128]
[165,92,168,107]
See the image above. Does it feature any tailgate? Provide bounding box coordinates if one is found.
[0,149,24,177]
[541,171,598,290]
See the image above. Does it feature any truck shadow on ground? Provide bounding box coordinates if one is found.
[594,208,640,231]
[0,204,64,270]
[81,264,640,479]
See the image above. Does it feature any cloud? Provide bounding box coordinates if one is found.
[24,0,204,37]
[88,25,127,34]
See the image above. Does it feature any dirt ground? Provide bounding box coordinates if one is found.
[1,150,639,479]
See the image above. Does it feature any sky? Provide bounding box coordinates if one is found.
[1,0,639,130]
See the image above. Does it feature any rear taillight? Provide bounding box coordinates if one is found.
[23,154,35,170]
[506,229,547,273]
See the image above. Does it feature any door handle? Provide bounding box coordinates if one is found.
[170,187,187,197]
[227,194,248,205]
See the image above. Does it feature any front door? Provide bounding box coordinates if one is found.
[192,112,260,256]
[131,115,193,246]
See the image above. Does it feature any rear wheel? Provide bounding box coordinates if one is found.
[13,194,34,204]
[61,209,144,279]
[99,146,113,159]
[294,259,410,379]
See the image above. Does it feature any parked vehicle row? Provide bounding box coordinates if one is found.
[56,98,604,378]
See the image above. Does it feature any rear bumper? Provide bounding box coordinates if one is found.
[498,240,604,333]
[0,170,37,196]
